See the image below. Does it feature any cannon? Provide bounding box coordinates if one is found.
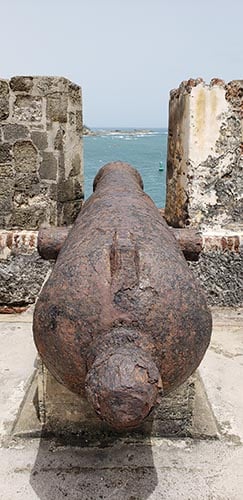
[33,162,212,430]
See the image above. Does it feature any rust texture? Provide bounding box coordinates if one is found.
[37,227,70,261]
[172,228,202,261]
[33,162,212,430]
[38,226,203,261]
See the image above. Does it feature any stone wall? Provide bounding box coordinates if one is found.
[0,76,83,229]
[165,78,242,230]
[1,226,242,308]
[0,76,83,308]
[0,75,242,308]
[189,231,243,307]
[165,78,242,306]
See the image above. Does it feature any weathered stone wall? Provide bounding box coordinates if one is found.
[165,78,242,306]
[165,78,242,230]
[0,230,51,309]
[0,76,83,308]
[0,75,241,308]
[0,76,83,229]
[190,251,242,307]
[189,231,243,307]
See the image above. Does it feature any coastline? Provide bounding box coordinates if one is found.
[82,126,166,137]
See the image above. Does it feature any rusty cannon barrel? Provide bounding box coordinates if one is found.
[33,162,212,430]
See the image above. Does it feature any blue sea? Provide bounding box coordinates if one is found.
[83,128,168,208]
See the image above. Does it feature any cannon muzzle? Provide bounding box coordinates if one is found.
[86,342,162,429]
[33,162,212,430]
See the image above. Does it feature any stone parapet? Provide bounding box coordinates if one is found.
[0,76,83,306]
[165,78,243,230]
[0,228,242,307]
[0,76,83,229]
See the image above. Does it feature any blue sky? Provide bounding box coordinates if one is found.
[1,0,242,127]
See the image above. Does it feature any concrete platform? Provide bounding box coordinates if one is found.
[0,307,243,499]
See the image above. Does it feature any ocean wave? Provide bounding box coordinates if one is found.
[109,132,162,140]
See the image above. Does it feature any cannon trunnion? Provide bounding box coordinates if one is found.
[33,162,212,430]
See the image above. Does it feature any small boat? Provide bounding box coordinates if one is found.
[159,161,164,172]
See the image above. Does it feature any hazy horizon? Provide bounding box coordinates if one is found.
[1,0,242,128]
[87,125,168,129]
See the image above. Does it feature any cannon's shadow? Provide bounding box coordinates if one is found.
[25,364,217,498]
[29,427,158,500]
[22,361,158,499]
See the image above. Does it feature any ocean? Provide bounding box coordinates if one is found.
[83,128,168,208]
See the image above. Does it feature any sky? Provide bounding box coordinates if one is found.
[1,0,242,128]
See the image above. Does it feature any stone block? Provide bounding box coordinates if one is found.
[58,199,83,225]
[31,131,48,150]
[10,203,54,229]
[54,128,64,150]
[0,143,12,162]
[46,93,68,123]
[0,166,15,211]
[39,152,57,180]
[13,140,38,173]
[2,124,29,142]
[68,112,75,125]
[76,110,83,132]
[14,173,40,197]
[0,98,9,121]
[57,179,74,202]
[0,80,9,96]
[48,183,57,200]
[74,179,83,199]
[10,76,34,92]
[33,76,74,96]
[57,178,83,202]
[0,194,13,214]
[0,80,9,120]
[0,164,15,182]
[69,153,82,177]
[57,151,65,181]
[69,82,82,104]
[13,95,42,122]
[0,214,11,228]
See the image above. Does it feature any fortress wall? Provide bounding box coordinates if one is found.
[165,78,243,306]
[0,76,83,308]
[0,76,83,229]
[165,78,242,230]
[0,76,241,308]
[189,232,242,307]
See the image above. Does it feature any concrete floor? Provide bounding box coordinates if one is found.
[0,307,242,500]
